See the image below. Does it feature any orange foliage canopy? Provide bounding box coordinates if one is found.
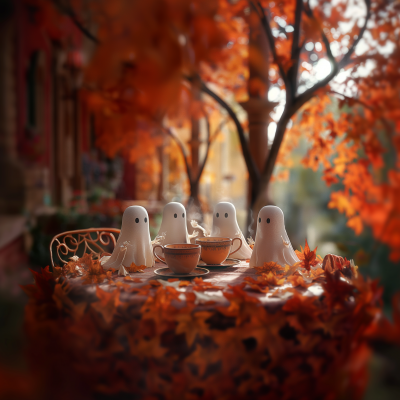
[32,0,400,258]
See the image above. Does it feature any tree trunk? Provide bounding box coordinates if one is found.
[187,111,204,223]
[250,112,292,228]
[241,7,275,238]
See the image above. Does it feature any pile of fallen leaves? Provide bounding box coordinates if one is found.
[18,250,397,400]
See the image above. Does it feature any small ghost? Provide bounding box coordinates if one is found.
[250,206,299,267]
[102,206,154,271]
[210,202,253,260]
[154,202,196,256]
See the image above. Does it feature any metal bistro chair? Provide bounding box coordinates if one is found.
[49,228,121,269]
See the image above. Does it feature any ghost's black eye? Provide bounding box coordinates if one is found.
[216,213,219,218]
[225,213,228,218]
[182,213,184,218]
[135,218,139,223]
[174,213,177,218]
[267,218,270,223]
[144,217,147,223]
[259,218,261,223]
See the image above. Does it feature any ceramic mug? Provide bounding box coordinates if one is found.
[153,243,201,274]
[195,237,242,265]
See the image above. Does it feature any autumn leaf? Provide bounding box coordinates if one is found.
[310,267,325,281]
[254,261,284,275]
[149,279,162,287]
[243,277,269,293]
[129,336,167,360]
[185,345,221,377]
[106,270,114,282]
[81,257,107,285]
[91,286,121,324]
[79,253,93,268]
[124,276,142,283]
[52,283,86,320]
[220,284,261,325]
[282,293,324,333]
[287,274,310,288]
[192,277,223,291]
[126,262,146,273]
[284,262,301,277]
[295,240,320,271]
[21,266,55,301]
[52,266,63,279]
[175,311,212,347]
[111,281,131,290]
[257,272,285,287]
[62,256,85,277]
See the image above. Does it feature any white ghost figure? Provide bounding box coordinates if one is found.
[102,206,154,272]
[154,202,194,256]
[250,206,299,268]
[210,202,253,260]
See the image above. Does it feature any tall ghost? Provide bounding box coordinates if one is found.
[211,202,252,260]
[250,206,299,267]
[154,202,191,256]
[102,206,154,272]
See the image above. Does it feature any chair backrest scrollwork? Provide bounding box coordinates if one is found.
[49,228,121,268]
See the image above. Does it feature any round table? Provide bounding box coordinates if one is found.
[22,260,381,400]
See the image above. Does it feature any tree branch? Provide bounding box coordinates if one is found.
[197,79,260,184]
[162,127,193,185]
[258,111,291,200]
[328,90,373,110]
[54,0,100,44]
[251,0,373,214]
[195,118,229,183]
[328,90,393,136]
[286,0,304,99]
[294,1,339,110]
[294,0,371,112]
[209,119,228,144]
[196,117,211,183]
[338,0,371,69]
[250,2,290,92]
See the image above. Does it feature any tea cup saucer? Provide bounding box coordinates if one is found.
[197,258,240,268]
[154,266,209,279]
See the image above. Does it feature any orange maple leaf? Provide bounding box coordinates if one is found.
[63,259,81,276]
[243,277,269,293]
[52,283,86,320]
[257,272,285,287]
[192,277,223,291]
[220,284,262,325]
[287,274,310,288]
[254,262,284,275]
[310,267,325,281]
[81,257,107,285]
[295,240,320,271]
[175,311,212,346]
[126,262,146,273]
[52,266,63,279]
[79,253,93,267]
[124,276,143,283]
[91,287,121,323]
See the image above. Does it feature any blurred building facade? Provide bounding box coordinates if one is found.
[0,0,97,266]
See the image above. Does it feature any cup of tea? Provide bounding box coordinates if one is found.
[195,237,242,265]
[153,243,201,274]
